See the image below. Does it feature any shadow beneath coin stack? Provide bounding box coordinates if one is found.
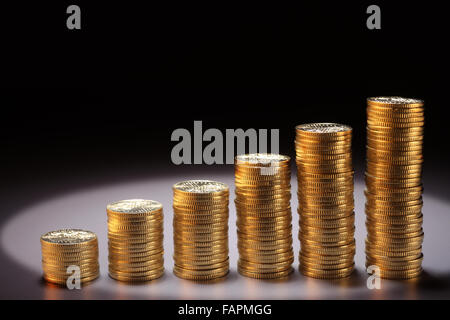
[109,273,167,287]
[298,268,366,288]
[330,269,366,288]
[415,270,450,292]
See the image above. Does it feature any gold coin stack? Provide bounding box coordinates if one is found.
[295,123,355,279]
[107,199,164,282]
[235,153,294,279]
[365,97,424,279]
[173,180,229,281]
[40,229,99,285]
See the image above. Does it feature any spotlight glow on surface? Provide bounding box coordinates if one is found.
[1,171,449,299]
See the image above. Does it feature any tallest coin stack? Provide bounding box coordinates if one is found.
[365,97,424,279]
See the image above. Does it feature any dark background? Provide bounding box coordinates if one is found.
[0,1,448,186]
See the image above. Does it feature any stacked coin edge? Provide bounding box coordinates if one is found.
[296,123,355,279]
[173,180,230,281]
[107,199,165,282]
[365,97,424,279]
[235,153,294,279]
[41,229,99,285]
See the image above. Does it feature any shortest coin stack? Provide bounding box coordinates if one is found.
[173,180,230,281]
[41,229,99,285]
[107,199,164,282]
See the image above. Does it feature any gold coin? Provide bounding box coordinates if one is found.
[174,179,228,194]
[299,263,354,279]
[300,251,354,262]
[109,266,165,278]
[109,272,164,282]
[173,268,228,281]
[300,258,354,270]
[44,273,99,285]
[41,229,97,245]
[107,199,162,215]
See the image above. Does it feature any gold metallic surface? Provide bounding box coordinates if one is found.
[365,96,424,279]
[295,123,355,279]
[173,180,228,194]
[107,199,163,214]
[235,153,294,279]
[173,180,229,281]
[41,229,97,245]
[40,229,99,285]
[107,199,164,282]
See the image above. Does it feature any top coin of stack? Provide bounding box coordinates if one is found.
[173,180,230,281]
[41,229,99,285]
[295,123,355,279]
[107,199,164,282]
[365,97,424,279]
[235,153,294,279]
